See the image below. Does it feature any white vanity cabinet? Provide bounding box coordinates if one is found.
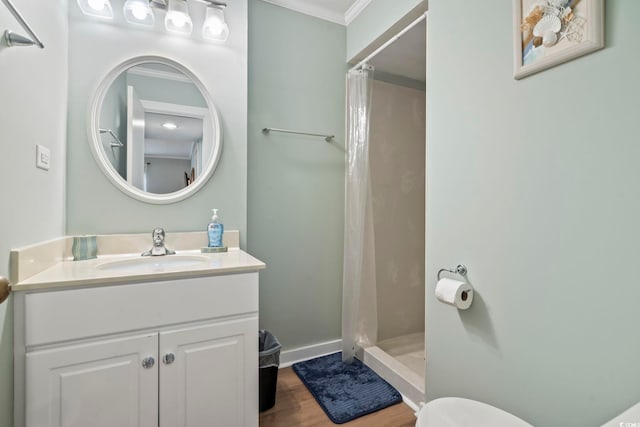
[13,273,259,427]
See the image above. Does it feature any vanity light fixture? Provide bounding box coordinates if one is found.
[77,0,230,42]
[165,0,193,35]
[123,0,155,26]
[202,2,228,42]
[77,0,114,19]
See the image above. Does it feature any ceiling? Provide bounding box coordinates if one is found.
[260,0,365,25]
[369,19,426,83]
[130,64,205,160]
[144,112,203,159]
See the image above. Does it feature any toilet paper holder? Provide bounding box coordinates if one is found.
[437,264,468,281]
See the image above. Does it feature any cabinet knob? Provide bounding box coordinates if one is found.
[163,353,176,365]
[142,356,155,369]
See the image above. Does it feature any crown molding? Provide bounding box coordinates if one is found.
[260,0,347,25]
[344,0,372,25]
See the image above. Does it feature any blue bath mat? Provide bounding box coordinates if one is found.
[292,352,402,424]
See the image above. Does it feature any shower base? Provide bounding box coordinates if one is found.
[362,332,425,409]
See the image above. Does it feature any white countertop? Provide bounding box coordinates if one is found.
[12,249,265,291]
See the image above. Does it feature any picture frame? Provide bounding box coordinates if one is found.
[513,0,604,80]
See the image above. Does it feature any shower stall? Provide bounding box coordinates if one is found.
[342,16,427,406]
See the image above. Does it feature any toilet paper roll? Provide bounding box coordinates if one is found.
[435,278,473,310]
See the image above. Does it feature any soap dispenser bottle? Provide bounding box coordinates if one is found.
[208,209,224,248]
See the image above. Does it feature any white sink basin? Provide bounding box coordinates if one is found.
[96,255,210,273]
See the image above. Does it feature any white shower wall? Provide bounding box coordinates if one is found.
[369,79,426,343]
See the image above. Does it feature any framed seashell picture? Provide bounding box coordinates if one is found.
[514,0,604,79]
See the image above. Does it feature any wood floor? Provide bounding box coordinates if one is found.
[259,367,417,427]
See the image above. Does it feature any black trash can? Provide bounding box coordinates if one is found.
[259,330,281,412]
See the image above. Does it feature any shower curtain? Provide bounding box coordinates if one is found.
[342,65,377,364]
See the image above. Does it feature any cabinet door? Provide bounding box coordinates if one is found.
[26,333,159,427]
[159,317,258,427]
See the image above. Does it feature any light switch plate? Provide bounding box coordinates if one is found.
[36,144,50,171]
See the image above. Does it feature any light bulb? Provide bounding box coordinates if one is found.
[88,0,106,11]
[206,17,223,35]
[78,0,113,19]
[203,7,229,41]
[207,22,224,36]
[131,4,148,20]
[168,11,187,28]
[164,0,192,34]
[123,0,154,26]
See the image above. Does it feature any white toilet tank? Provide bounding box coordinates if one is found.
[416,397,533,427]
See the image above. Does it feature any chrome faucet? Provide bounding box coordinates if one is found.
[141,228,176,256]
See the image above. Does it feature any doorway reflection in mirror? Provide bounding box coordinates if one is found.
[99,62,213,194]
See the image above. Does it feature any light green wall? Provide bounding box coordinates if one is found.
[248,0,346,350]
[66,0,248,245]
[346,0,425,62]
[0,2,68,426]
[426,1,640,425]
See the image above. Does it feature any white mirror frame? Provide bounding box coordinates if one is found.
[88,55,222,204]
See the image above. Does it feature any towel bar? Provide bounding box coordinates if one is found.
[2,0,44,48]
[262,127,334,142]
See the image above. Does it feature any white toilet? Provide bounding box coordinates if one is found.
[415,397,533,427]
[415,397,640,427]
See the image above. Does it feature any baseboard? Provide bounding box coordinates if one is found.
[279,339,342,368]
[401,394,420,413]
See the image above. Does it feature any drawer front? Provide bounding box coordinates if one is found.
[25,273,258,347]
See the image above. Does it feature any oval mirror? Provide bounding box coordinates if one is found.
[89,56,222,204]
